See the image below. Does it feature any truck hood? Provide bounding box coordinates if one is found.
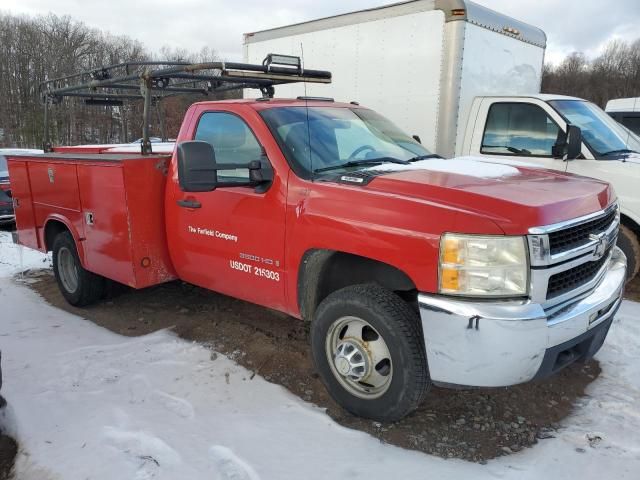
[363,158,613,234]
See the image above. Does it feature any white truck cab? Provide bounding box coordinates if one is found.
[464,94,640,280]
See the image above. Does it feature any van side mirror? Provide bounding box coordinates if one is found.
[552,125,582,160]
[412,135,422,144]
[177,140,272,193]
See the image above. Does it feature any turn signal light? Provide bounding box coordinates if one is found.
[442,237,461,264]
[440,268,459,291]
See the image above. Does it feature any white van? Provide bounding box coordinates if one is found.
[606,97,640,136]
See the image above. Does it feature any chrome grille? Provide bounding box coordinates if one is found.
[548,208,617,255]
[528,203,619,310]
[546,248,611,299]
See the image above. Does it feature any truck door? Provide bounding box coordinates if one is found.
[168,109,288,310]
[468,98,569,171]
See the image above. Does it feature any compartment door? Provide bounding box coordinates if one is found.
[8,161,39,249]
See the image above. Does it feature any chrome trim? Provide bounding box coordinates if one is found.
[525,203,620,309]
[0,214,15,223]
[528,202,618,235]
[531,247,614,311]
[528,203,619,267]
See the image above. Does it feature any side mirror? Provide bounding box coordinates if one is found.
[552,125,582,160]
[566,125,582,160]
[412,135,422,144]
[177,141,273,193]
[177,141,219,192]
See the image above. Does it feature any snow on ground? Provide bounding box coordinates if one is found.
[0,230,639,479]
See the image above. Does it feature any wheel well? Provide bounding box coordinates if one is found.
[44,220,70,252]
[621,214,640,236]
[298,249,418,321]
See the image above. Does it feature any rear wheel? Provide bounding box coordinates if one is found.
[52,231,105,306]
[618,224,640,282]
[311,284,429,421]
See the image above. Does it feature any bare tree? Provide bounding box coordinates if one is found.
[543,38,640,108]
[0,12,233,148]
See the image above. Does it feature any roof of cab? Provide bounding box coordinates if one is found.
[606,97,640,112]
[190,98,362,111]
[478,94,585,102]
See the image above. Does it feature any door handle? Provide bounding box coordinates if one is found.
[177,199,201,209]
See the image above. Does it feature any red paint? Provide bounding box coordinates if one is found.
[6,99,615,319]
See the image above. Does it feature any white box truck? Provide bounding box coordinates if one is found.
[244,0,640,281]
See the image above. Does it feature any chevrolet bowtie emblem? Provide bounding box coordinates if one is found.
[589,232,607,260]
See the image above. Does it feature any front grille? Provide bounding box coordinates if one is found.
[547,249,610,299]
[548,208,617,255]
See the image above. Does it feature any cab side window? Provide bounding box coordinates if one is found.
[481,103,561,157]
[194,112,262,179]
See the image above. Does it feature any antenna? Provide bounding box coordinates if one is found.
[301,42,314,180]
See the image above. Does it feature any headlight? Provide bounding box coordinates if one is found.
[439,234,528,297]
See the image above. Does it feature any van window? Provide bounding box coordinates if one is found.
[194,112,262,180]
[621,114,640,135]
[481,103,561,157]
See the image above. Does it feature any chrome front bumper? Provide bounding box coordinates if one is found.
[418,247,627,388]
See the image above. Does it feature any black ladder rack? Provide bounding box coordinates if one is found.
[39,54,332,154]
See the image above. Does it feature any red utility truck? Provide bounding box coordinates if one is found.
[7,56,627,421]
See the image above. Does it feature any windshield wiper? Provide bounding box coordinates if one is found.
[482,145,531,155]
[601,149,637,156]
[407,154,441,162]
[313,157,409,173]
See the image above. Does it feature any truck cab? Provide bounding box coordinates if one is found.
[463,94,640,280]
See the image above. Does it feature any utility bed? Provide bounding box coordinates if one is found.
[7,152,176,288]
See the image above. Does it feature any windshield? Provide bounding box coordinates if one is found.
[549,100,640,157]
[260,106,431,177]
[0,155,7,177]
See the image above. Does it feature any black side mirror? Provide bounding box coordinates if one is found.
[177,141,273,193]
[552,125,582,160]
[412,135,422,144]
[566,125,582,160]
[177,141,218,192]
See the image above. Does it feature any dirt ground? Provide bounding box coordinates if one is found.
[10,270,636,464]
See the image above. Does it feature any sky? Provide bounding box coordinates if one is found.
[1,0,639,65]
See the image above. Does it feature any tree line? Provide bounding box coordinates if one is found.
[542,39,640,108]
[0,12,227,149]
[0,11,639,149]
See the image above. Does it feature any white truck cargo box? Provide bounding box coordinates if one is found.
[244,0,546,157]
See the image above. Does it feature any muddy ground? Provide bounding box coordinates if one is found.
[8,269,635,464]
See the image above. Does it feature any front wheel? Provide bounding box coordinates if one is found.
[311,284,430,422]
[52,231,106,306]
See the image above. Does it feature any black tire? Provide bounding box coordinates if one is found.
[52,231,105,306]
[618,224,640,282]
[311,284,429,422]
